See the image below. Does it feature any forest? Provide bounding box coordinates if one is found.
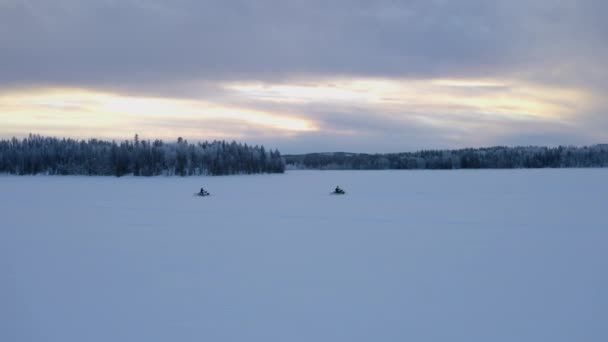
[285,145,608,170]
[3,134,607,176]
[0,134,285,176]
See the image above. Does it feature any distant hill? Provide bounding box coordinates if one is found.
[284,145,608,170]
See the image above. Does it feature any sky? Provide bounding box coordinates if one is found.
[1,0,606,153]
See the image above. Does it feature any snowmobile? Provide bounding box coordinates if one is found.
[332,186,346,195]
[196,188,211,197]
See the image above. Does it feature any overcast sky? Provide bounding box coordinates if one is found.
[1,0,606,153]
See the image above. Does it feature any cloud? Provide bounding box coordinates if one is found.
[0,87,317,142]
[1,75,600,153]
[1,0,606,86]
[0,0,606,151]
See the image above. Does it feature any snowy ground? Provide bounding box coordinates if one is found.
[2,169,607,342]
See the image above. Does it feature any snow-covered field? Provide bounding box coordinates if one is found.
[2,169,607,342]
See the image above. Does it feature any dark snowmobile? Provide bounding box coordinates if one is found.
[332,186,346,195]
[196,188,211,197]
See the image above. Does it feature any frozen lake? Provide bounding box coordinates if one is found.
[2,169,607,342]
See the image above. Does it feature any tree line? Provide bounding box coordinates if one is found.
[285,145,608,170]
[0,134,285,176]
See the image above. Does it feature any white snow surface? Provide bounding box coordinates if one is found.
[2,169,607,342]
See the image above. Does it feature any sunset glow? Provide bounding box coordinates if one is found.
[225,77,592,120]
[0,75,595,148]
[0,88,317,141]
